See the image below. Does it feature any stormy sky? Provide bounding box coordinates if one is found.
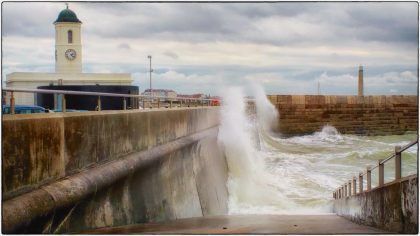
[2,2,418,95]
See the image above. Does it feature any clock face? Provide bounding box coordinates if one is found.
[65,49,77,61]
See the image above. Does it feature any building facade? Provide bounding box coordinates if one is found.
[142,89,177,98]
[6,5,133,105]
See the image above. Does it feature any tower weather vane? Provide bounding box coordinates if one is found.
[65,2,69,9]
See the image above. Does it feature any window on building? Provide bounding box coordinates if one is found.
[68,30,73,44]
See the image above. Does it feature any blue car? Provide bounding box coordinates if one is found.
[2,105,49,114]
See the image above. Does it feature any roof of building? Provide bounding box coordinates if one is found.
[144,89,176,93]
[177,94,204,98]
[54,6,82,23]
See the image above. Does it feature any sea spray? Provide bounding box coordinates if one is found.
[253,85,279,133]
[252,85,280,152]
[218,87,257,180]
[217,85,417,214]
[217,87,264,206]
[218,86,295,214]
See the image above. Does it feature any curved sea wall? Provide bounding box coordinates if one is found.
[2,107,228,233]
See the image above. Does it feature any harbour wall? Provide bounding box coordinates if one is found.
[2,108,228,233]
[333,175,418,233]
[267,95,418,136]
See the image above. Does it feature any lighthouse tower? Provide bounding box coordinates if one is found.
[358,65,364,96]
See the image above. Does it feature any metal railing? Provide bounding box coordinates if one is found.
[333,140,418,199]
[2,87,218,114]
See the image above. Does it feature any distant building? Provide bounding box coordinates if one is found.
[209,96,221,106]
[5,5,133,106]
[209,96,221,100]
[142,89,177,98]
[177,93,205,99]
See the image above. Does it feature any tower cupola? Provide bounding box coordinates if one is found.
[54,4,81,23]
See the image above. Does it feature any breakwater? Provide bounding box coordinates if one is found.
[267,95,418,136]
[2,108,228,233]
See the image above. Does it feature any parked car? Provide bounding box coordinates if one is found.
[2,105,50,114]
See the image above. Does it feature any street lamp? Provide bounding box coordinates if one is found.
[147,55,153,100]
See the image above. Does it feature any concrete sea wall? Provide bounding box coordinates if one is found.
[267,95,418,136]
[333,175,418,233]
[2,108,228,233]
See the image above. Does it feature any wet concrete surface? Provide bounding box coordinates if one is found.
[82,214,389,234]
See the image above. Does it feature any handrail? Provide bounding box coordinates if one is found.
[333,139,418,200]
[398,140,418,153]
[2,87,214,102]
[379,140,418,165]
[2,87,219,114]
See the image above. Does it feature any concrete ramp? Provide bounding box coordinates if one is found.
[82,214,388,234]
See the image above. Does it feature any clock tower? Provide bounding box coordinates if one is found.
[54,4,82,73]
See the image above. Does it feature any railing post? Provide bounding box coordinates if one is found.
[348,180,352,196]
[367,167,372,191]
[338,188,341,199]
[10,92,15,114]
[123,98,127,110]
[352,177,356,195]
[344,183,347,197]
[342,185,345,198]
[62,94,66,112]
[1,91,5,106]
[157,98,160,108]
[170,100,173,108]
[135,97,138,109]
[395,146,402,180]
[142,99,145,109]
[97,96,101,111]
[378,159,384,187]
[359,172,363,193]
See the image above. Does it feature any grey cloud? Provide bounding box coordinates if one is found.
[321,3,418,44]
[117,42,131,50]
[3,2,418,47]
[2,2,59,37]
[163,50,178,59]
[84,4,243,39]
[2,2,418,96]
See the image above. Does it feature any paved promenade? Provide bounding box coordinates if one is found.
[83,214,388,234]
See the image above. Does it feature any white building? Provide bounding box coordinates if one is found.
[6,5,132,105]
[142,89,177,99]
